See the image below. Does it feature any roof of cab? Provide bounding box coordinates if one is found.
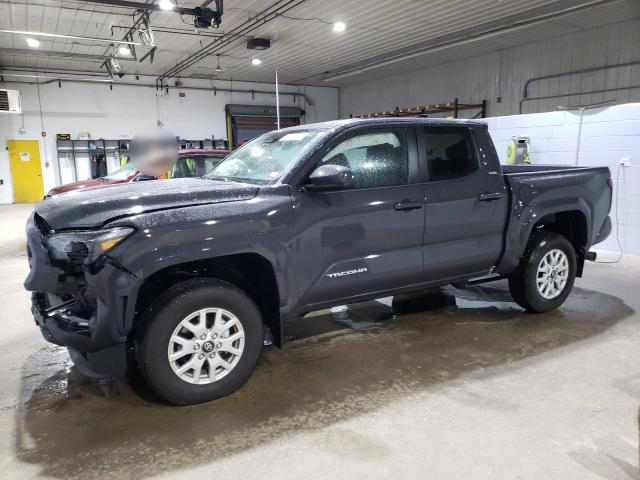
[285,117,485,133]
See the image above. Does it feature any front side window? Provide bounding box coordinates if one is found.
[320,129,408,189]
[423,127,478,181]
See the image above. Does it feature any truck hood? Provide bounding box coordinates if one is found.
[36,177,259,230]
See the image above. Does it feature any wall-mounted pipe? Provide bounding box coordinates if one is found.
[1,66,111,78]
[519,84,640,113]
[0,75,314,106]
[523,60,640,99]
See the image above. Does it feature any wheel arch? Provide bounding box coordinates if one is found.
[497,202,591,276]
[531,209,588,276]
[131,252,283,347]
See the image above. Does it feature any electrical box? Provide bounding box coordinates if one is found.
[506,135,531,165]
[0,89,22,114]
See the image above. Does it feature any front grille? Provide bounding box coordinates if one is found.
[0,91,8,111]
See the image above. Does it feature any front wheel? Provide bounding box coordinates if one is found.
[136,279,264,405]
[508,231,577,313]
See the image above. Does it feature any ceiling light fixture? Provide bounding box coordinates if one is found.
[251,58,262,66]
[25,37,40,48]
[2,29,142,46]
[158,0,175,11]
[247,38,271,50]
[332,21,346,33]
[118,45,132,56]
[215,55,223,72]
[110,58,122,73]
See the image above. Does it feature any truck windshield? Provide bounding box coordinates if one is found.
[205,130,324,184]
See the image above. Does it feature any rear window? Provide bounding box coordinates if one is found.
[422,127,478,181]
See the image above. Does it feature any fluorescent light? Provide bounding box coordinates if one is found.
[251,58,262,66]
[110,58,122,73]
[158,0,175,10]
[118,45,132,56]
[332,21,346,33]
[25,37,40,48]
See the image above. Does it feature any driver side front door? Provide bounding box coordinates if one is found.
[290,126,425,308]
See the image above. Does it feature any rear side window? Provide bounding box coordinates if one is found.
[320,129,408,189]
[423,127,478,181]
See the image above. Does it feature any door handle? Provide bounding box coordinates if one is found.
[394,200,423,211]
[478,192,504,201]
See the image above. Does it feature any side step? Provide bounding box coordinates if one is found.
[453,275,507,288]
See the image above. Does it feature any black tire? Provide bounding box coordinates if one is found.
[508,231,577,313]
[136,278,264,405]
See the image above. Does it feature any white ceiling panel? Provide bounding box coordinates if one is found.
[0,0,638,86]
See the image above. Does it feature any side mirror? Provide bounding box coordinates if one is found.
[305,164,354,191]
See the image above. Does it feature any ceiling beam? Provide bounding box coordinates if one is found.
[81,0,218,17]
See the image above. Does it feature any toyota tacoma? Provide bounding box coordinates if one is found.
[24,118,613,404]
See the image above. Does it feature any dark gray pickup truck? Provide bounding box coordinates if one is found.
[24,118,612,404]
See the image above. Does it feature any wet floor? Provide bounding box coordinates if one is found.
[11,283,634,479]
[1,204,639,480]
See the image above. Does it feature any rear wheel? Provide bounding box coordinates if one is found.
[136,279,263,405]
[508,231,577,313]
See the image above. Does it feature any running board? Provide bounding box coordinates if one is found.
[463,275,507,287]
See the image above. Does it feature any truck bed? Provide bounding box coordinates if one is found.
[496,163,612,275]
[502,164,610,196]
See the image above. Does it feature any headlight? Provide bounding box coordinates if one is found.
[47,227,135,263]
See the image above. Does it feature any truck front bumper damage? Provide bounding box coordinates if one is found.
[25,214,140,377]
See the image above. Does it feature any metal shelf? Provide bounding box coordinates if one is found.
[351,98,487,119]
[56,138,131,183]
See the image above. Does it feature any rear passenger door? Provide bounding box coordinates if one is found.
[419,125,508,282]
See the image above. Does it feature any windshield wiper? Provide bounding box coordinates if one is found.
[206,175,267,185]
[206,176,248,184]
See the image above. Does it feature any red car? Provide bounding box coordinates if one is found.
[46,150,229,197]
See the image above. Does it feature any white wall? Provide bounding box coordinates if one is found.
[0,77,339,203]
[340,18,640,119]
[485,103,640,255]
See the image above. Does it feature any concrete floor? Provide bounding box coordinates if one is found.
[0,203,639,480]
